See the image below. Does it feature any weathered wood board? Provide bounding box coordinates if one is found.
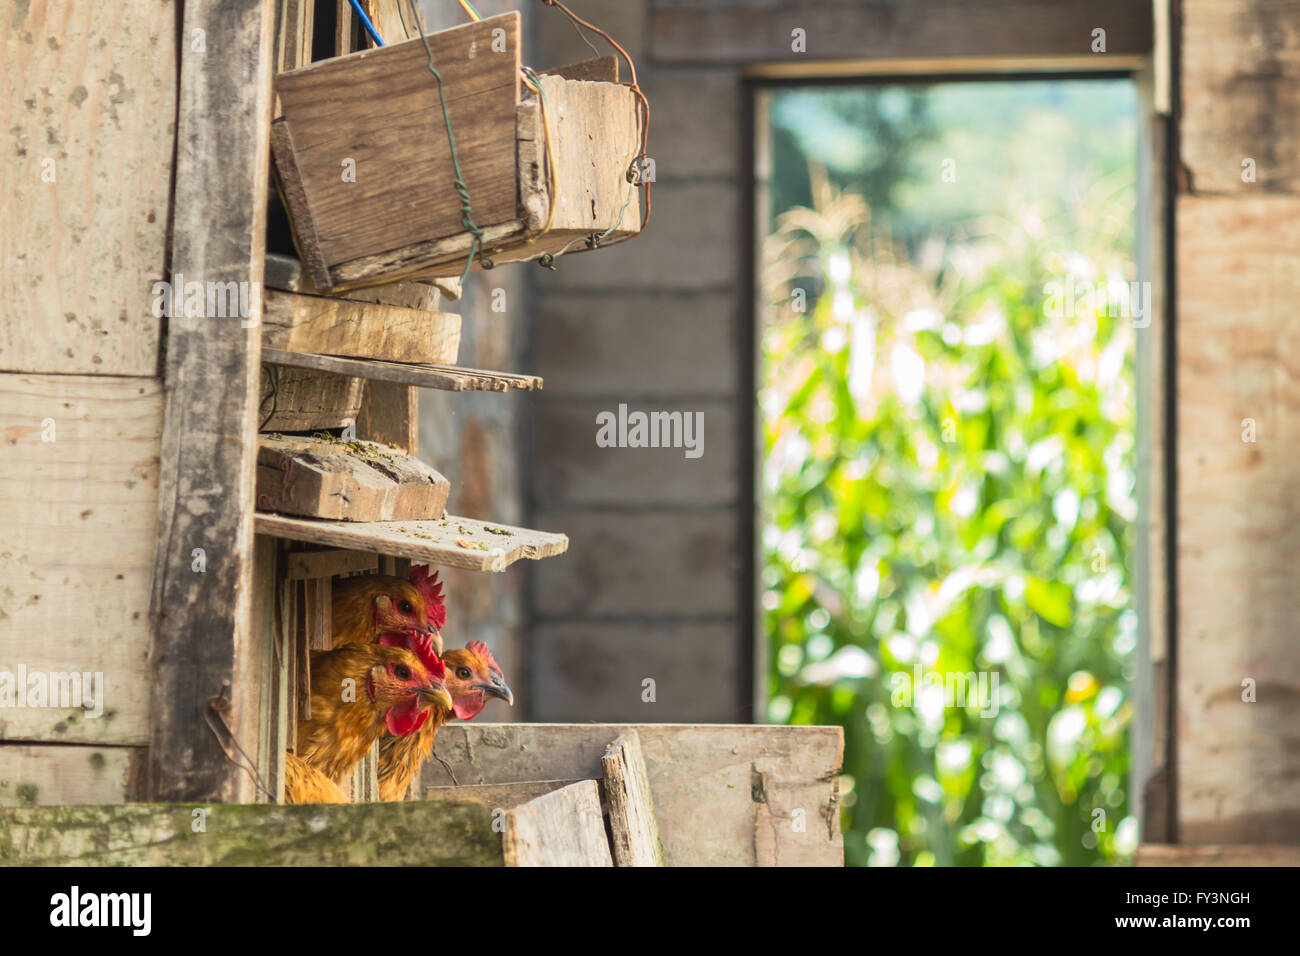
[260,364,365,433]
[428,724,844,866]
[264,348,542,393]
[503,780,613,867]
[1181,0,1300,194]
[286,549,379,580]
[602,732,664,866]
[0,373,161,745]
[254,513,569,572]
[1136,844,1300,867]
[425,780,584,808]
[263,290,462,364]
[256,434,450,522]
[0,0,176,376]
[1176,195,1300,842]
[272,14,522,288]
[0,801,503,865]
[0,745,136,807]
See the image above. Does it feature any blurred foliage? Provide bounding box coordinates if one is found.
[761,82,1139,866]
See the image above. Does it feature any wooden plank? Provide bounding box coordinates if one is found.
[429,724,844,866]
[0,373,161,745]
[540,55,619,83]
[0,0,175,375]
[601,732,664,867]
[358,381,418,453]
[272,15,522,287]
[0,745,136,807]
[263,289,461,364]
[286,549,380,580]
[1136,844,1300,866]
[649,0,1153,63]
[263,348,542,392]
[264,252,459,301]
[254,513,569,572]
[1176,195,1300,842]
[503,780,613,867]
[146,0,275,803]
[352,740,380,803]
[259,364,365,433]
[256,434,450,522]
[425,780,585,808]
[0,801,503,865]
[1181,0,1300,194]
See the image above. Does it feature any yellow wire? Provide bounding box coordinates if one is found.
[456,0,481,22]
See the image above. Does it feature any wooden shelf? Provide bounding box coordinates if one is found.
[262,348,543,393]
[255,512,567,571]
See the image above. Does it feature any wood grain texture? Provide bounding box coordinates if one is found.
[0,745,137,807]
[256,434,449,522]
[272,15,522,287]
[0,373,161,745]
[263,290,462,364]
[286,549,379,580]
[427,724,844,866]
[649,0,1153,63]
[358,381,418,453]
[601,732,664,866]
[255,513,568,572]
[503,779,613,867]
[540,55,619,83]
[0,0,175,375]
[0,800,503,865]
[1181,0,1300,194]
[1176,195,1300,842]
[146,0,275,803]
[425,780,584,807]
[263,348,542,392]
[1136,844,1300,866]
[259,364,366,433]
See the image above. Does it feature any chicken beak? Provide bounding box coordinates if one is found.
[422,627,444,657]
[480,676,513,706]
[420,682,453,712]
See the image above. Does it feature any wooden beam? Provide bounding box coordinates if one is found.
[263,290,461,364]
[0,745,137,807]
[429,724,844,866]
[649,1,1152,64]
[286,549,380,580]
[1136,844,1300,866]
[254,513,569,572]
[425,780,586,807]
[503,780,613,867]
[146,0,276,803]
[601,732,664,867]
[256,434,450,522]
[262,348,543,392]
[0,801,503,865]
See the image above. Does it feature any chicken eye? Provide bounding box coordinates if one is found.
[456,667,471,680]
[394,665,411,681]
[398,600,414,615]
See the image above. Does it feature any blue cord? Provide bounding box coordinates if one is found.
[348,0,385,47]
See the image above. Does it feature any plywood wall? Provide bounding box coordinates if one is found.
[0,0,175,805]
[1176,0,1300,841]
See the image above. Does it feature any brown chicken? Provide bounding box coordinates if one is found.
[331,565,447,655]
[294,642,452,785]
[376,640,513,801]
[284,752,346,804]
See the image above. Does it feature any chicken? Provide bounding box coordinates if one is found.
[376,640,513,801]
[284,752,346,804]
[294,642,452,785]
[331,565,447,655]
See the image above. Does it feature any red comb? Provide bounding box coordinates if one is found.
[409,565,447,631]
[466,640,501,675]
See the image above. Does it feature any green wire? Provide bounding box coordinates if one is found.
[409,0,483,285]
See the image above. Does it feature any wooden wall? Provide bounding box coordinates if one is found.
[1176,0,1300,841]
[0,0,176,804]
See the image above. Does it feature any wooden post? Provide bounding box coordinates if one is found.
[145,0,276,802]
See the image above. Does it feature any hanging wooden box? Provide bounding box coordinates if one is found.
[270,12,644,291]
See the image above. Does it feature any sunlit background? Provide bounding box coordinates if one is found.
[760,80,1140,866]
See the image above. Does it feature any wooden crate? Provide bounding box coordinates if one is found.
[270,12,644,290]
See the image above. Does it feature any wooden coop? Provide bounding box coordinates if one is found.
[0,0,843,867]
